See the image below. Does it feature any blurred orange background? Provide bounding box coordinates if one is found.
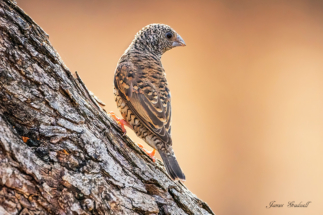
[17,0,323,214]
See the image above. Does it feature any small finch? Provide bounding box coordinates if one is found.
[112,24,186,180]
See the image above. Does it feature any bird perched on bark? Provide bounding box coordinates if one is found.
[111,24,186,181]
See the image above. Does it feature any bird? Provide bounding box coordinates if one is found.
[110,24,186,181]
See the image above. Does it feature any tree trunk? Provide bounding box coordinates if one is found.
[0,1,214,214]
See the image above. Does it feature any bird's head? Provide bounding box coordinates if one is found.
[129,24,186,57]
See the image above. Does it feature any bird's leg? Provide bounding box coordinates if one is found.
[109,112,155,161]
[137,143,156,162]
[108,111,132,135]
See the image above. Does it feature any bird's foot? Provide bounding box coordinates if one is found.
[137,143,156,162]
[108,111,131,135]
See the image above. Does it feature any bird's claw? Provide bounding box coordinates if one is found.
[108,111,128,135]
[138,143,156,162]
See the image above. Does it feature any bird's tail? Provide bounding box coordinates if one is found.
[159,148,185,181]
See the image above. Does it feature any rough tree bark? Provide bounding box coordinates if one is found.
[0,1,215,214]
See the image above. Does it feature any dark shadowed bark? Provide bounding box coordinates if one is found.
[0,0,215,214]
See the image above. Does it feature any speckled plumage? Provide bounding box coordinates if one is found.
[113,24,186,180]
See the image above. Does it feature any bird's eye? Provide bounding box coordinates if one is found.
[166,32,173,39]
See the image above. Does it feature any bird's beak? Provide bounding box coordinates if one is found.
[172,34,186,47]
